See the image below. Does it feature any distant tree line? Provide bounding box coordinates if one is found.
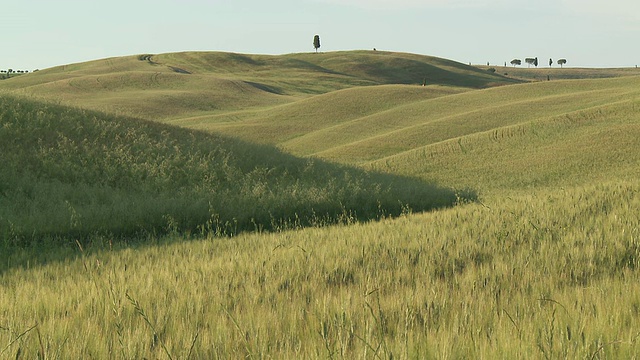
[1,69,31,74]
[0,69,35,79]
[509,57,567,68]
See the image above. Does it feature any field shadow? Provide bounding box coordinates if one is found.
[0,161,474,276]
[1,166,474,275]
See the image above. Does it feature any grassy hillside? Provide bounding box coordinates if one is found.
[370,89,640,194]
[192,76,640,195]
[178,84,469,143]
[0,94,467,244]
[154,51,517,88]
[0,51,517,121]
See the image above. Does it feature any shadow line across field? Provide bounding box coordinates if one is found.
[0,94,475,275]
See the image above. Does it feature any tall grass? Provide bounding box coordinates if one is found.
[1,181,638,358]
[0,95,466,245]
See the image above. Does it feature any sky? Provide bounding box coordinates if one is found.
[2,0,640,71]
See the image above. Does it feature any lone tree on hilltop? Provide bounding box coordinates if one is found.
[511,59,522,66]
[557,59,567,68]
[549,58,553,67]
[313,35,321,53]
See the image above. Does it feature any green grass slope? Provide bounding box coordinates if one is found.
[370,95,640,193]
[179,84,469,144]
[0,94,467,244]
[365,77,640,193]
[312,78,640,162]
[193,75,640,195]
[154,51,518,89]
[0,51,517,121]
[1,64,292,120]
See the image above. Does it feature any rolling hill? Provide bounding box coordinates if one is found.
[0,51,517,120]
[179,74,640,196]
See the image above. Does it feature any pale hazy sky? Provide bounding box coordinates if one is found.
[3,0,639,70]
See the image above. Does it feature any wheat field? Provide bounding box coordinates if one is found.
[1,51,640,358]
